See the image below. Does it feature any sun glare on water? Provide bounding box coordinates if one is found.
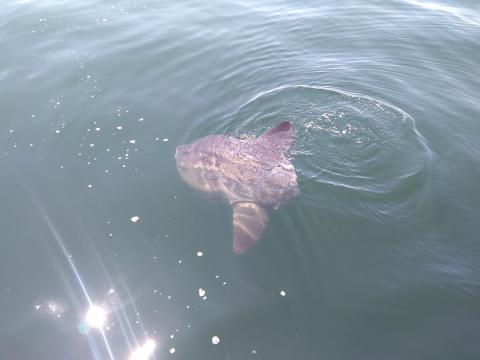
[129,339,157,360]
[85,304,107,329]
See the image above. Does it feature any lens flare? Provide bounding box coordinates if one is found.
[85,304,107,329]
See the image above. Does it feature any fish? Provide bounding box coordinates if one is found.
[175,121,300,254]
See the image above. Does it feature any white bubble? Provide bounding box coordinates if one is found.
[280,290,286,297]
[163,138,169,142]
[116,126,123,130]
[169,347,175,354]
[129,139,136,144]
[131,216,140,223]
[85,304,106,329]
[196,251,203,257]
[198,288,206,297]
[211,336,220,345]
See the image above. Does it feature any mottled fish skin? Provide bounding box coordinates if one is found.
[175,121,300,253]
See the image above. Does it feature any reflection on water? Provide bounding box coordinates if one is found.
[1,0,480,359]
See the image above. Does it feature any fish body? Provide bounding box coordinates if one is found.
[175,121,300,253]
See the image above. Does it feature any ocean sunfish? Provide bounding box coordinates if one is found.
[175,121,300,254]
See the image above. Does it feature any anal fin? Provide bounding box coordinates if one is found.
[232,202,268,254]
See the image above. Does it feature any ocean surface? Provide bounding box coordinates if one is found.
[1,0,479,359]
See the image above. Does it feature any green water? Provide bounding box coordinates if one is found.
[1,0,479,359]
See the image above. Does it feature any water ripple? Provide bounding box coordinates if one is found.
[222,85,433,221]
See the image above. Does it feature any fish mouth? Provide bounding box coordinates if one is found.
[175,145,190,172]
[174,146,183,159]
[175,145,190,165]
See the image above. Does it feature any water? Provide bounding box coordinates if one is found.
[1,0,479,359]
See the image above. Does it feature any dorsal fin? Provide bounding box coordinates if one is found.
[232,202,268,254]
[257,121,295,154]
